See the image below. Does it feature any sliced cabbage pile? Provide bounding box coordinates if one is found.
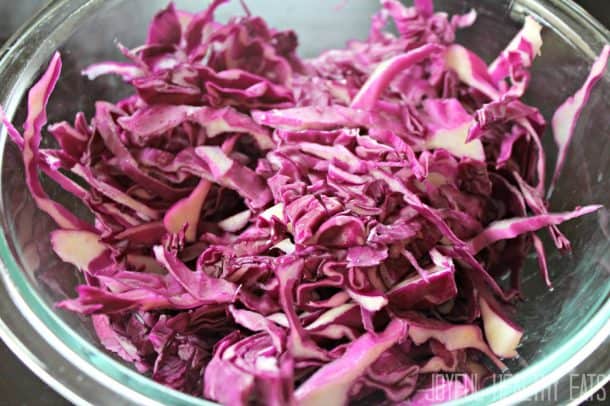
[1,0,608,404]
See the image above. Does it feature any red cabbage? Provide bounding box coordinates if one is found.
[1,0,606,404]
[295,319,407,405]
[550,45,610,193]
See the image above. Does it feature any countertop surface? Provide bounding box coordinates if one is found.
[0,0,608,405]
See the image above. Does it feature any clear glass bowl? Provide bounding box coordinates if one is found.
[0,0,608,405]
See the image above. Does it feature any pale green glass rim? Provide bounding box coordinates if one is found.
[0,0,608,405]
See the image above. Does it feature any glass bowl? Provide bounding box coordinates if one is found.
[0,0,608,404]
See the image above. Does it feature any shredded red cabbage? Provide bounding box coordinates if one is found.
[2,0,607,404]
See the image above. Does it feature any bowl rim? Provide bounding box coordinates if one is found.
[0,0,608,405]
